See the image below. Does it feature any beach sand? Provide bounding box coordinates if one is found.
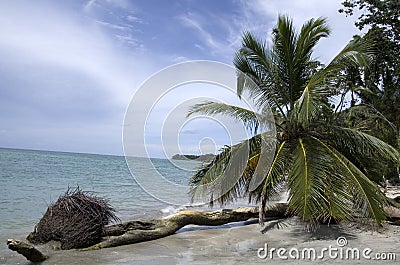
[3,217,399,265]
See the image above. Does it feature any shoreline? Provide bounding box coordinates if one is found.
[3,217,399,265]
[2,185,399,264]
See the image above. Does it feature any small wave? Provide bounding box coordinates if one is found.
[183,202,206,208]
[160,202,208,215]
[160,205,187,215]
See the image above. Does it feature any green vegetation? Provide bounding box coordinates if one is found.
[172,154,215,162]
[188,15,400,228]
[339,0,400,182]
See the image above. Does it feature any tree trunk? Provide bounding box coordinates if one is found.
[7,239,48,262]
[85,203,288,250]
[7,203,288,262]
[397,124,400,182]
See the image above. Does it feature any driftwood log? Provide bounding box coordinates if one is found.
[7,200,400,262]
[87,203,288,250]
[7,203,288,261]
[7,239,48,262]
[385,205,400,225]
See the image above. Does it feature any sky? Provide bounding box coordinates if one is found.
[0,0,362,157]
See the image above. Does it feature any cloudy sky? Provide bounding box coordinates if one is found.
[0,0,362,156]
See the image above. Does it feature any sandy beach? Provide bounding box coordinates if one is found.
[3,185,400,265]
[3,216,399,265]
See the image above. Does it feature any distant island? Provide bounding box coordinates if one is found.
[171,153,215,162]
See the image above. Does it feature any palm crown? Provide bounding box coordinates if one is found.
[188,15,400,227]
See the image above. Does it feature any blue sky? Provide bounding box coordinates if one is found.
[0,0,361,156]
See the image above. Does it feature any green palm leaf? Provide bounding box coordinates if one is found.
[307,36,373,90]
[286,138,334,226]
[187,101,273,134]
[257,141,292,224]
[311,136,388,225]
[295,17,330,66]
[293,85,330,127]
[189,132,276,205]
[327,126,400,163]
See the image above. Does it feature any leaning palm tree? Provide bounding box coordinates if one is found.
[188,15,400,228]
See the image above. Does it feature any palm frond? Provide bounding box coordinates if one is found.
[189,144,233,203]
[307,36,373,89]
[293,86,316,127]
[234,51,266,99]
[287,138,334,226]
[326,126,400,163]
[311,136,388,225]
[272,15,298,108]
[295,17,330,66]
[257,141,292,224]
[234,31,270,99]
[286,136,388,227]
[189,132,276,205]
[234,33,287,116]
[238,31,269,72]
[293,36,373,127]
[293,85,331,127]
[187,101,274,134]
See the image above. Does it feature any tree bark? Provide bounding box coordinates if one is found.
[7,239,48,262]
[85,203,288,250]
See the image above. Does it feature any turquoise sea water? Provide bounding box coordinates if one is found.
[0,148,204,263]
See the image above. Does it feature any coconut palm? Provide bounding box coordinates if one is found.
[188,15,400,228]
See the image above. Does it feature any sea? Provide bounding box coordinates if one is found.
[0,148,236,264]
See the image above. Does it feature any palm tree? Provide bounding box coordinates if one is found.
[187,15,400,228]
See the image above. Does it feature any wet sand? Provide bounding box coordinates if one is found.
[3,217,399,265]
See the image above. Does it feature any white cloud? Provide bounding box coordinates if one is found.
[0,1,152,107]
[175,0,363,64]
[83,0,97,12]
[178,13,229,57]
[84,0,134,11]
[239,0,363,62]
[126,15,145,24]
[179,15,217,47]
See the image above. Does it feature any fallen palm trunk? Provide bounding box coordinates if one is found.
[86,203,288,250]
[7,239,48,262]
[7,201,400,262]
[385,205,400,226]
[7,203,288,261]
